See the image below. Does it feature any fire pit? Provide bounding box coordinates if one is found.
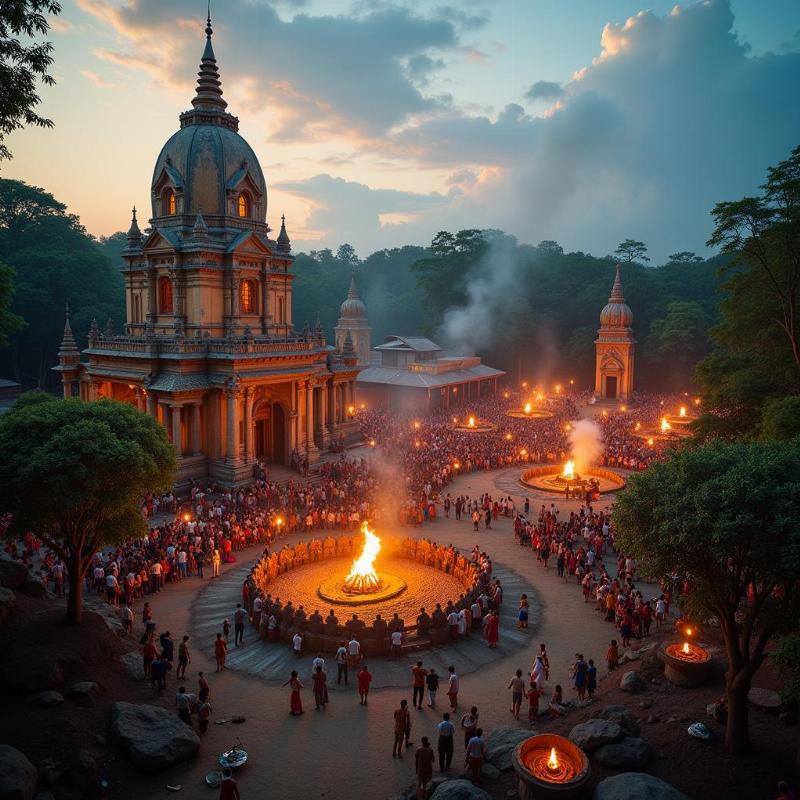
[635,416,692,444]
[451,415,496,432]
[506,401,553,421]
[658,640,713,687]
[520,463,626,495]
[513,734,591,800]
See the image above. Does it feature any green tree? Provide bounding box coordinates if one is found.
[760,396,800,441]
[771,634,800,768]
[614,239,650,264]
[645,300,709,392]
[0,257,24,346]
[0,1,61,161]
[614,440,800,755]
[0,395,175,624]
[335,243,359,267]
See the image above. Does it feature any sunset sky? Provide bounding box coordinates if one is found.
[5,0,800,260]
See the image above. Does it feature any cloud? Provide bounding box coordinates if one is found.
[524,80,564,101]
[80,70,116,89]
[50,17,75,33]
[76,0,460,141]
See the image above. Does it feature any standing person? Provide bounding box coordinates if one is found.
[393,699,410,758]
[508,669,525,719]
[415,737,435,800]
[426,668,439,708]
[336,641,349,686]
[606,639,620,671]
[292,631,303,657]
[175,685,195,726]
[212,549,221,578]
[465,728,486,784]
[222,618,231,643]
[586,659,597,699]
[234,603,246,647]
[460,706,479,750]
[518,594,529,628]
[526,682,543,725]
[390,628,403,658]
[121,602,133,634]
[177,635,190,679]
[436,712,455,772]
[198,697,213,733]
[348,635,361,669]
[484,610,499,648]
[218,768,240,800]
[198,671,210,703]
[572,653,588,700]
[446,666,459,712]
[312,664,329,710]
[284,670,304,715]
[411,661,427,710]
[214,632,228,672]
[539,644,550,680]
[142,636,157,679]
[530,654,545,690]
[357,665,372,705]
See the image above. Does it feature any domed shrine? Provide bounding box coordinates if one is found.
[594,264,635,401]
[333,272,372,367]
[55,14,361,486]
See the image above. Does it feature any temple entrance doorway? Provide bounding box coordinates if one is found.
[605,375,618,399]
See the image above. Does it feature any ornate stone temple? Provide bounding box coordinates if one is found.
[594,263,635,401]
[55,15,360,485]
[333,273,371,368]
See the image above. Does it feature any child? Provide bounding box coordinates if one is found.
[526,683,543,725]
[518,594,529,629]
[587,659,597,699]
[357,665,372,705]
[222,618,231,643]
[606,638,619,671]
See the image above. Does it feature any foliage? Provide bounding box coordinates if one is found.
[615,238,650,263]
[0,1,61,161]
[0,256,24,346]
[0,179,124,389]
[0,394,175,623]
[760,396,800,441]
[613,439,800,754]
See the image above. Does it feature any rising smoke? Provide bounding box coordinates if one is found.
[567,419,603,475]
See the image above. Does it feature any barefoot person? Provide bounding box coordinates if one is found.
[508,669,525,719]
[465,728,486,784]
[393,699,410,758]
[358,665,372,705]
[284,670,304,716]
[214,632,227,672]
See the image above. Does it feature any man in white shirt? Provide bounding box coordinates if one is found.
[390,629,403,658]
[348,636,361,668]
[312,653,325,674]
[446,666,459,711]
[292,631,303,657]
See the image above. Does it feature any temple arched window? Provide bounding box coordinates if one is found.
[159,277,174,314]
[164,189,176,215]
[237,192,250,218]
[241,279,256,314]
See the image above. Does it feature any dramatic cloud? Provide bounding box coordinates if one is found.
[524,80,564,101]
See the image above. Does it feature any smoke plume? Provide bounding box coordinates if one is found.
[567,419,603,475]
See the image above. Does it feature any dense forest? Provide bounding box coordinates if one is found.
[0,177,723,393]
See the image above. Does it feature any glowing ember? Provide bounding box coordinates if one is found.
[467,416,476,428]
[369,439,376,447]
[524,402,532,414]
[547,747,559,772]
[647,437,654,446]
[679,406,687,417]
[634,422,641,431]
[686,628,693,636]
[555,384,562,393]
[506,433,513,440]
[343,522,382,594]
[348,405,355,414]
[661,417,671,432]
[564,423,572,431]
[682,641,690,655]
[562,460,575,479]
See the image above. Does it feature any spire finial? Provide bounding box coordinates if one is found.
[206,1,212,37]
[609,262,624,303]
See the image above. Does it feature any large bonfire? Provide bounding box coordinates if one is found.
[343,521,382,594]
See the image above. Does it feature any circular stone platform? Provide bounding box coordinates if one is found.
[505,409,553,420]
[520,465,626,494]
[318,571,407,605]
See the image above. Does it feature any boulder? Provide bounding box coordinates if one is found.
[593,772,688,800]
[0,655,63,695]
[620,671,646,693]
[120,650,143,680]
[0,555,28,589]
[429,780,493,800]
[36,758,65,787]
[0,744,38,800]
[68,750,97,792]
[36,691,64,708]
[599,705,641,736]
[593,737,652,770]
[0,587,16,624]
[568,719,623,751]
[484,728,534,772]
[748,687,781,713]
[110,702,200,772]
[69,682,99,707]
[20,577,47,598]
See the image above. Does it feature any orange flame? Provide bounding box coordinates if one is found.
[682,641,690,655]
[467,416,476,428]
[679,406,687,417]
[661,417,671,432]
[547,747,559,770]
[524,402,532,414]
[563,460,575,479]
[344,522,381,590]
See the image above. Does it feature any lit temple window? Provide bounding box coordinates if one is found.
[238,193,250,217]
[159,277,173,313]
[165,189,176,215]
[241,279,255,313]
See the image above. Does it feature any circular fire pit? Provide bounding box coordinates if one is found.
[451,415,496,432]
[521,464,626,495]
[513,734,591,800]
[506,402,553,420]
[658,641,712,687]
[318,572,407,605]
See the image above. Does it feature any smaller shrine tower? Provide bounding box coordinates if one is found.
[334,272,371,367]
[594,263,635,401]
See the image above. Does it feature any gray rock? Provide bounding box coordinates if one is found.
[0,744,38,800]
[0,654,63,694]
[0,555,28,589]
[37,758,64,786]
[110,702,200,772]
[599,705,641,735]
[568,719,623,751]
[593,772,689,800]
[68,750,97,791]
[120,650,143,680]
[481,763,501,782]
[748,687,781,712]
[0,586,15,624]
[594,737,652,770]
[69,681,99,706]
[620,671,646,692]
[36,691,64,708]
[484,728,533,771]
[20,576,47,598]
[429,779,493,800]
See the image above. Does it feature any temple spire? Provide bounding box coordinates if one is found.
[126,206,142,247]
[347,270,360,300]
[191,5,227,113]
[609,262,624,303]
[277,213,291,253]
[58,301,79,360]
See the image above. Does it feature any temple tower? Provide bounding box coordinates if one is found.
[334,272,371,367]
[594,263,635,401]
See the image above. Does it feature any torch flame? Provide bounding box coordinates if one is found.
[548,747,559,770]
[563,460,575,479]
[682,641,690,655]
[344,522,381,593]
[661,417,671,432]
[634,422,641,431]
[524,402,532,414]
[679,406,687,417]
[468,416,476,428]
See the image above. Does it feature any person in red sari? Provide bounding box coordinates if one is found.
[284,670,304,715]
[484,610,499,648]
[312,665,329,710]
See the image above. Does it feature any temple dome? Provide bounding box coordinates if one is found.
[599,264,633,328]
[339,274,367,319]
[150,15,267,223]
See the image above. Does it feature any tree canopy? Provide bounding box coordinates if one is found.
[613,439,800,754]
[0,394,175,623]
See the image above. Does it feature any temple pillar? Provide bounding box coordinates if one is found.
[226,388,240,463]
[145,267,156,331]
[244,388,255,463]
[191,402,202,455]
[170,403,182,457]
[305,380,315,453]
[146,392,156,417]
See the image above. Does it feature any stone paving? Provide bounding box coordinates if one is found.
[123,465,641,800]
